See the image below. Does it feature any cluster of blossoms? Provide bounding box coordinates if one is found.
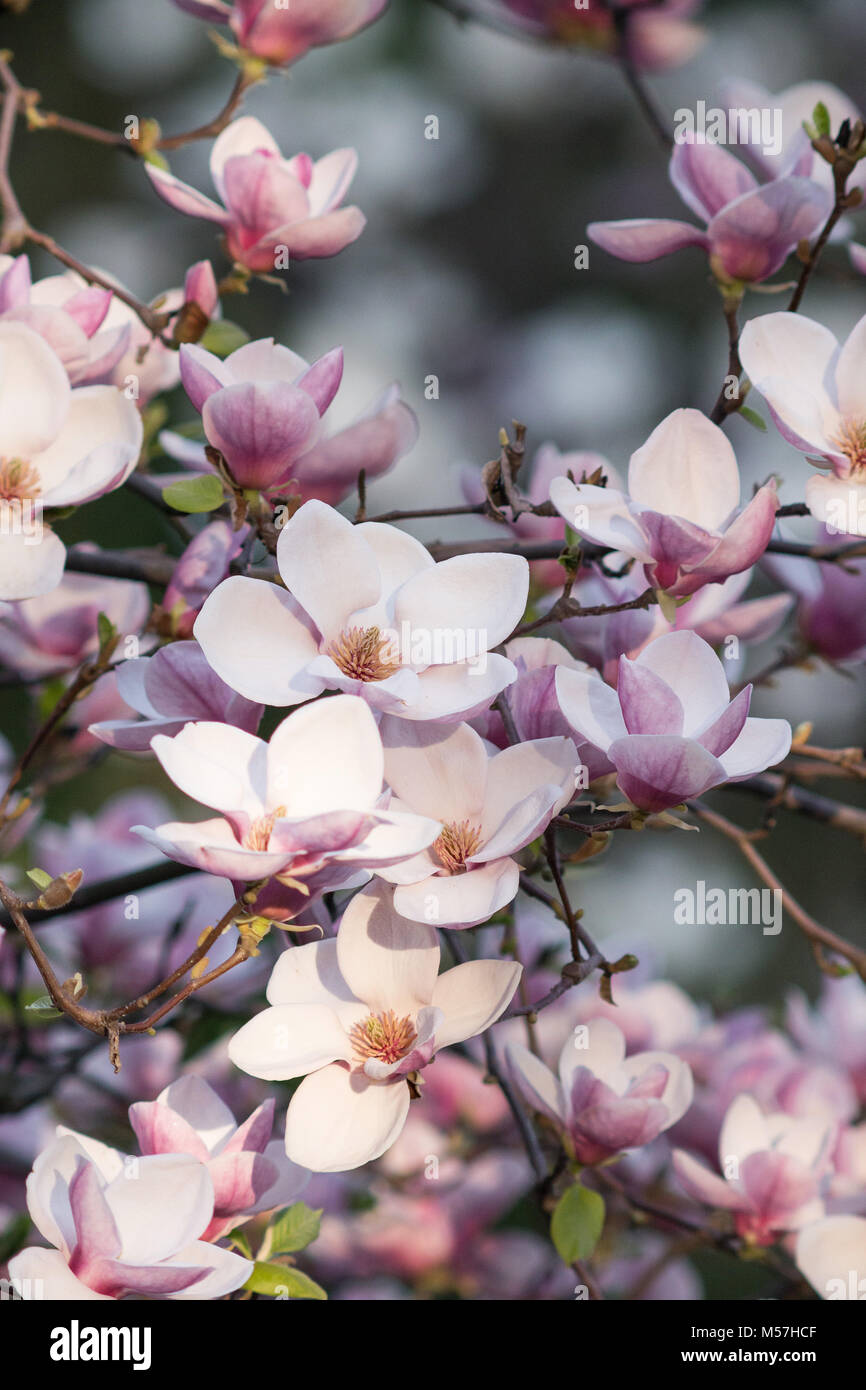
[1,0,865,1311]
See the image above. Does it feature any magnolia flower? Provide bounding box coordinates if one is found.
[0,254,129,385]
[154,520,247,638]
[507,1018,694,1164]
[90,641,263,751]
[7,1129,252,1299]
[172,0,388,67]
[0,322,142,600]
[548,409,779,598]
[497,0,704,71]
[0,567,149,679]
[472,636,614,780]
[563,567,792,681]
[195,499,529,721]
[796,1216,866,1299]
[129,1076,308,1242]
[589,141,828,285]
[673,1095,834,1244]
[763,530,866,663]
[164,336,416,498]
[739,311,866,536]
[555,629,792,812]
[133,693,440,907]
[376,716,576,926]
[228,881,522,1171]
[721,77,866,194]
[146,117,365,273]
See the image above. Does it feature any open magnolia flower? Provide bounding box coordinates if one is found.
[0,322,142,599]
[133,693,440,909]
[90,641,264,752]
[739,310,866,537]
[673,1094,834,1244]
[129,1076,308,1242]
[7,1129,252,1299]
[228,881,522,1171]
[146,117,365,273]
[172,0,389,68]
[555,629,792,813]
[195,499,529,721]
[506,1018,694,1164]
[0,254,130,386]
[377,716,576,926]
[165,336,416,499]
[589,140,829,286]
[796,1215,866,1299]
[0,566,149,680]
[548,409,778,598]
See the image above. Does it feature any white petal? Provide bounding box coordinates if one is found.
[393,858,520,928]
[228,1003,353,1080]
[393,552,529,657]
[505,1041,565,1125]
[796,1215,866,1299]
[7,1247,112,1301]
[718,716,792,780]
[0,321,70,456]
[431,959,522,1050]
[163,1241,253,1300]
[336,881,439,1012]
[558,1016,627,1094]
[276,499,382,641]
[284,1064,411,1172]
[0,529,66,601]
[554,665,626,753]
[155,1076,237,1153]
[267,694,383,814]
[104,1155,214,1264]
[634,630,730,735]
[194,576,322,706]
[381,716,487,822]
[628,408,740,530]
[479,737,576,851]
[150,722,268,816]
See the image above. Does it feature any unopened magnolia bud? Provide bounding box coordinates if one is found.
[36,869,83,910]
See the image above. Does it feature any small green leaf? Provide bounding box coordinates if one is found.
[162,474,225,514]
[227,1227,253,1258]
[551,1183,605,1264]
[739,405,767,432]
[655,588,678,624]
[244,1261,327,1300]
[25,995,64,1020]
[26,868,53,890]
[811,101,831,138]
[268,1202,323,1255]
[97,612,116,649]
[200,320,250,358]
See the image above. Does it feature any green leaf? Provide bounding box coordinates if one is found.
[654,588,678,624]
[551,1183,605,1264]
[227,1227,253,1258]
[25,995,64,1020]
[26,868,53,890]
[268,1202,323,1255]
[200,320,250,359]
[97,611,116,649]
[811,101,831,138]
[738,405,767,432]
[244,1261,327,1300]
[162,474,225,514]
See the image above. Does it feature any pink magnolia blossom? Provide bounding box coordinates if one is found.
[194,499,529,721]
[155,520,248,638]
[0,568,149,679]
[164,336,416,498]
[496,0,704,71]
[7,1129,252,1299]
[796,1215,866,1299]
[548,409,779,598]
[739,311,866,536]
[90,640,263,751]
[673,1094,834,1244]
[786,978,866,1105]
[555,629,792,812]
[0,322,143,600]
[376,715,576,926]
[146,117,365,273]
[0,254,130,386]
[129,1076,308,1242]
[133,693,440,902]
[763,529,866,663]
[507,1017,694,1164]
[172,0,388,67]
[721,77,866,194]
[588,141,828,285]
[228,880,522,1171]
[472,636,613,780]
[563,566,792,681]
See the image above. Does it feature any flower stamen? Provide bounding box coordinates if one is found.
[326,625,401,683]
[0,457,41,502]
[349,1010,418,1065]
[244,805,287,851]
[433,819,483,874]
[832,418,866,474]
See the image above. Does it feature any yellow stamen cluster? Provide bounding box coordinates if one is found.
[433,819,483,874]
[244,805,287,851]
[0,457,41,502]
[832,418,866,474]
[326,626,400,683]
[349,1010,418,1065]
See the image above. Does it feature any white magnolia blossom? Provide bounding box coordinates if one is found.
[228,881,522,1171]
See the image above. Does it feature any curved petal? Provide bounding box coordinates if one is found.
[284,1064,411,1172]
[608,734,726,810]
[431,958,522,1050]
[588,218,708,263]
[336,881,439,1012]
[628,408,740,531]
[228,1003,352,1080]
[393,553,529,659]
[267,694,384,815]
[380,717,487,823]
[717,715,792,780]
[150,722,268,816]
[276,499,382,640]
[393,858,520,928]
[194,576,322,705]
[554,665,627,753]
